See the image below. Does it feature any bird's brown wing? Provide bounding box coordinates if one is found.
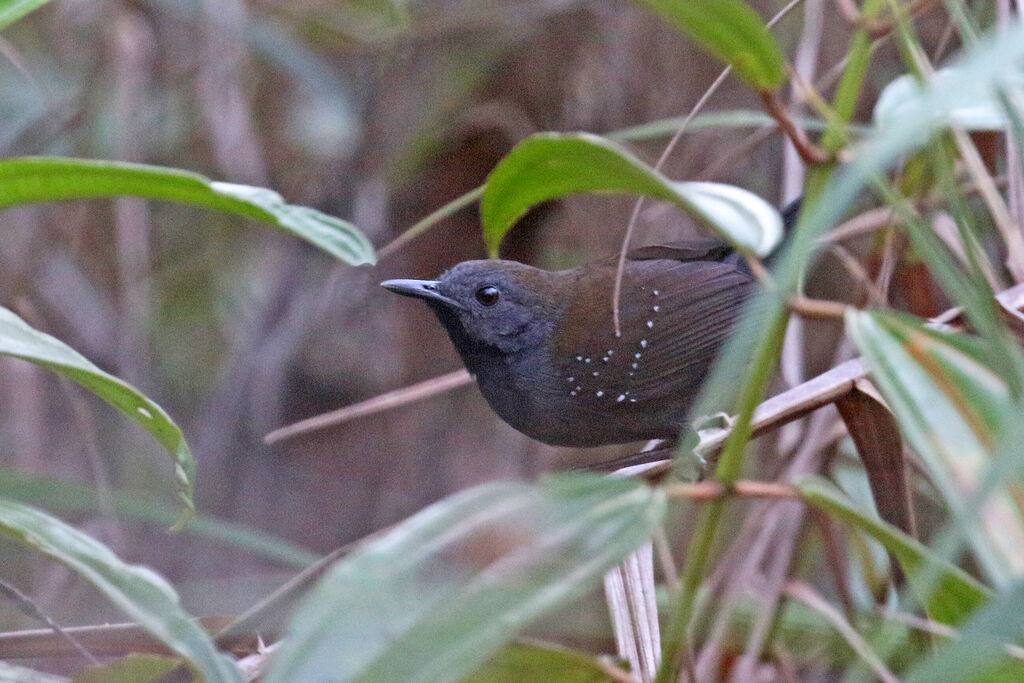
[551,251,754,433]
[625,238,737,264]
[615,257,755,403]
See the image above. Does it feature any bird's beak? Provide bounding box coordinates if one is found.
[381,279,466,310]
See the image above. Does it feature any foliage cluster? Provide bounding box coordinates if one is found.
[3,0,1024,681]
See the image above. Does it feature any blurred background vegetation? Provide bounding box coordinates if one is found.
[0,0,1010,679]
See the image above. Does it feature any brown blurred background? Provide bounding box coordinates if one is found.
[0,0,941,635]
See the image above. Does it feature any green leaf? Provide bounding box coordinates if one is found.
[797,475,991,625]
[74,655,180,683]
[907,578,1024,683]
[463,640,619,682]
[0,306,196,513]
[0,467,317,568]
[0,499,242,683]
[0,157,374,266]
[846,309,1024,585]
[264,474,665,683]
[0,0,50,30]
[631,0,786,89]
[481,133,782,258]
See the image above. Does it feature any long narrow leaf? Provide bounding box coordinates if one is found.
[0,499,242,683]
[264,475,665,683]
[481,133,782,257]
[0,157,374,266]
[630,0,786,90]
[0,467,317,567]
[0,306,196,512]
[846,309,1024,584]
[798,475,991,625]
[0,0,50,30]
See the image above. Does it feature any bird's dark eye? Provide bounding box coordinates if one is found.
[475,285,500,306]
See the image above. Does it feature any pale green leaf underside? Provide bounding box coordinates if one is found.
[846,309,1023,586]
[0,499,242,683]
[265,475,664,683]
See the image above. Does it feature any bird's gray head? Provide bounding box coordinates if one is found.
[382,260,562,354]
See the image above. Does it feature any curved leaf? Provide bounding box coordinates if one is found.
[264,474,665,683]
[631,0,786,89]
[0,499,242,683]
[481,132,782,258]
[0,157,374,266]
[874,67,1024,132]
[798,475,991,625]
[0,306,195,512]
[0,0,50,30]
[846,309,1024,585]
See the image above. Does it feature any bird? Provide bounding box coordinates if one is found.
[381,231,774,448]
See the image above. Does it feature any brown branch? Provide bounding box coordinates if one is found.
[265,369,473,443]
[0,617,251,660]
[788,296,850,320]
[662,480,799,501]
[759,90,830,165]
